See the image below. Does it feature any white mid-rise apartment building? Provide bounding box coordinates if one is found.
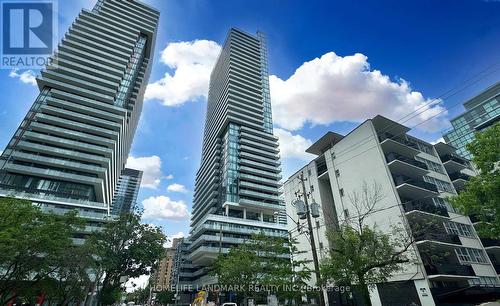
[284,115,499,306]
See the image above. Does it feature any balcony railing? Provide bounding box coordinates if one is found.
[386,152,428,170]
[394,175,439,193]
[425,263,475,276]
[441,153,470,167]
[481,238,500,248]
[415,232,461,245]
[449,172,470,181]
[402,200,449,217]
[379,133,420,151]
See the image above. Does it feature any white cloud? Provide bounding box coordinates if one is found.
[269,52,448,132]
[145,40,221,106]
[275,128,315,161]
[431,137,445,145]
[142,196,190,221]
[125,274,149,293]
[165,174,174,180]
[164,231,185,248]
[9,69,37,86]
[126,155,163,189]
[167,183,188,193]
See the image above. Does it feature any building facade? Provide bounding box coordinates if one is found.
[443,82,500,159]
[111,168,143,215]
[284,115,499,306]
[183,28,287,287]
[152,238,182,291]
[434,142,500,286]
[0,0,159,235]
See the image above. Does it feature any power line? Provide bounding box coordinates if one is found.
[329,63,500,162]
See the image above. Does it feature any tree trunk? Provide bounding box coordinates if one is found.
[358,274,372,306]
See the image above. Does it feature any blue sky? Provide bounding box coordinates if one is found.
[1,0,499,242]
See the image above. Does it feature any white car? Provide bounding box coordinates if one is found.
[222,303,237,306]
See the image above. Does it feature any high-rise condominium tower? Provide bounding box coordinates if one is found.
[111,168,143,215]
[184,28,287,286]
[0,0,159,228]
[443,82,499,159]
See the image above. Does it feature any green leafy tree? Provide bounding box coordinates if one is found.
[87,212,166,305]
[156,289,175,305]
[449,122,500,237]
[36,244,96,306]
[126,283,151,305]
[320,182,414,306]
[0,197,85,303]
[211,232,311,304]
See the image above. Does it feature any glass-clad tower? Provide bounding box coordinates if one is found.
[443,82,499,159]
[0,0,159,229]
[111,168,143,215]
[185,28,287,286]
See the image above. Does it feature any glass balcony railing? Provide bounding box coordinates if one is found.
[449,172,470,181]
[379,133,419,151]
[415,232,461,245]
[393,175,438,193]
[402,200,449,217]
[386,152,428,170]
[441,154,470,167]
[480,238,500,248]
[424,263,475,277]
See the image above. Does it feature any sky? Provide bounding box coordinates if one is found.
[1,0,499,285]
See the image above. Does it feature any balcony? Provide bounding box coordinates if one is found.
[449,172,470,182]
[425,263,476,280]
[386,152,429,177]
[481,238,500,249]
[449,172,470,191]
[441,153,470,172]
[393,175,439,199]
[403,200,449,217]
[415,232,461,245]
[379,133,420,157]
[431,286,500,305]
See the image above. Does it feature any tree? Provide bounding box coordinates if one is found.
[210,232,311,305]
[0,197,86,303]
[449,122,500,237]
[156,289,175,305]
[320,182,414,306]
[87,212,166,305]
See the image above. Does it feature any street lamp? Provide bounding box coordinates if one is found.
[291,172,325,306]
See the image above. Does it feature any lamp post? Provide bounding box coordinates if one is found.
[292,172,325,306]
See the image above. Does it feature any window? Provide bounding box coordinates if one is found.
[319,242,324,250]
[339,188,344,197]
[335,169,340,177]
[455,247,487,263]
[424,176,455,193]
[343,209,349,218]
[470,276,499,286]
[455,248,471,262]
[444,221,474,237]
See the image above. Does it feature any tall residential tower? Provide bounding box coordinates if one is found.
[111,168,143,215]
[443,82,499,159]
[0,0,159,229]
[184,28,287,286]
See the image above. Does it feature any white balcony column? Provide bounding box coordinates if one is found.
[243,208,247,219]
[225,205,229,216]
[260,212,264,221]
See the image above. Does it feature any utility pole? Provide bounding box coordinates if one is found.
[297,172,325,306]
